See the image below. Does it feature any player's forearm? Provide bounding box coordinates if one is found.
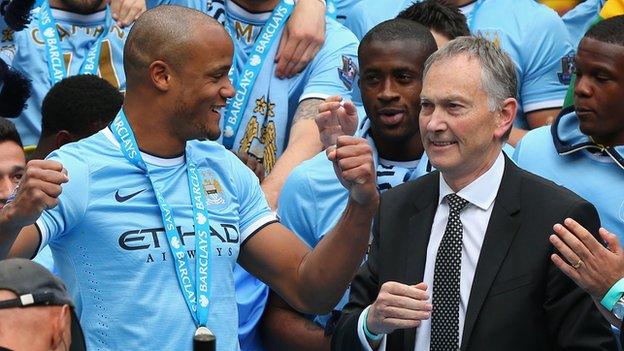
[295,196,377,313]
[262,118,322,209]
[261,293,331,351]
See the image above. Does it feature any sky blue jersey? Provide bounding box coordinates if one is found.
[562,0,605,48]
[35,127,277,351]
[344,0,575,129]
[0,7,127,147]
[513,106,624,240]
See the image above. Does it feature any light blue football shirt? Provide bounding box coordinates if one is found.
[36,127,277,351]
[513,108,624,241]
[344,0,575,129]
[562,0,605,48]
[0,7,127,147]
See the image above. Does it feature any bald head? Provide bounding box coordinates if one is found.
[123,5,229,87]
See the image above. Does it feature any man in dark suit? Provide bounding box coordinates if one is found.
[332,36,616,351]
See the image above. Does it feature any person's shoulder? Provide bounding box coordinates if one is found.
[518,126,554,152]
[511,160,588,205]
[48,129,115,164]
[187,139,238,162]
[315,17,358,56]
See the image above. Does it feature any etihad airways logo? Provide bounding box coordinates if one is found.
[118,224,239,263]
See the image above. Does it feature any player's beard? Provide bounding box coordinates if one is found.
[60,0,105,14]
[173,97,221,142]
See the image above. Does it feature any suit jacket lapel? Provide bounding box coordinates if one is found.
[401,173,439,350]
[460,157,522,350]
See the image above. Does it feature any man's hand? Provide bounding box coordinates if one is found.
[328,136,376,206]
[367,282,432,335]
[2,160,68,230]
[109,0,146,28]
[550,218,624,300]
[274,0,325,79]
[315,96,358,149]
[236,151,266,182]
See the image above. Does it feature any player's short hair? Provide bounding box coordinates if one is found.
[585,15,624,47]
[41,75,123,138]
[0,117,22,147]
[123,5,225,85]
[360,18,437,59]
[397,0,470,41]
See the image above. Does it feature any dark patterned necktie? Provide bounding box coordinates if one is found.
[430,193,469,351]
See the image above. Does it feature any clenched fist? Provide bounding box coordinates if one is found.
[2,160,68,229]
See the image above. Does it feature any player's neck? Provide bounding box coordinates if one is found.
[122,99,186,158]
[29,137,56,161]
[230,0,280,12]
[48,0,107,13]
[373,134,424,162]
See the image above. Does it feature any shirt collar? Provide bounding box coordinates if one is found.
[438,152,505,211]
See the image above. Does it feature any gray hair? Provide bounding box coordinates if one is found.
[423,36,517,112]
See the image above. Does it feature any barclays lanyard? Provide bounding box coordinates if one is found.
[221,0,294,149]
[38,0,111,85]
[110,111,213,330]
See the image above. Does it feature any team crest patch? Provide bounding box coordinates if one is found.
[239,95,277,174]
[338,55,357,91]
[1,28,13,43]
[202,170,226,206]
[558,52,575,85]
[475,29,501,49]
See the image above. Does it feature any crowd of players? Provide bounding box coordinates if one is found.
[0,0,623,350]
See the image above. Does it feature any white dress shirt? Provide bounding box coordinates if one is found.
[358,152,505,351]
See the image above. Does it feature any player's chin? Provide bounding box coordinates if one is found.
[205,128,222,141]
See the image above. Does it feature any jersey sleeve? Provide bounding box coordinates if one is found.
[298,19,359,102]
[228,154,276,244]
[35,149,90,251]
[519,10,575,113]
[276,162,317,248]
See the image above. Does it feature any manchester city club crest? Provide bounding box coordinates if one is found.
[338,55,357,91]
[201,171,226,206]
[558,52,575,85]
[239,95,277,174]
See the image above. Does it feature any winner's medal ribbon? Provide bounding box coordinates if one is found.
[38,0,112,85]
[110,110,213,335]
[221,0,294,149]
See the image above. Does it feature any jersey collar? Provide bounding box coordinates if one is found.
[551,105,624,170]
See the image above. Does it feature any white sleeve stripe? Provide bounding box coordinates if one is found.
[240,213,278,244]
[523,99,564,112]
[34,219,48,254]
[299,93,331,103]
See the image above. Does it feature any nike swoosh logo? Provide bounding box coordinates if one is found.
[115,189,146,203]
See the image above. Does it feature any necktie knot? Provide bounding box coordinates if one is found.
[445,193,469,213]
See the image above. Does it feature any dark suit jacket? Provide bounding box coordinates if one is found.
[332,157,616,351]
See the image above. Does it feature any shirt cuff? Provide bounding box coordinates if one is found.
[601,277,624,310]
[357,305,387,351]
[35,217,49,254]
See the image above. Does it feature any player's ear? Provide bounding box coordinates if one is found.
[149,60,173,92]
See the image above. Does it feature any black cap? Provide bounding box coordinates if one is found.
[0,258,85,351]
